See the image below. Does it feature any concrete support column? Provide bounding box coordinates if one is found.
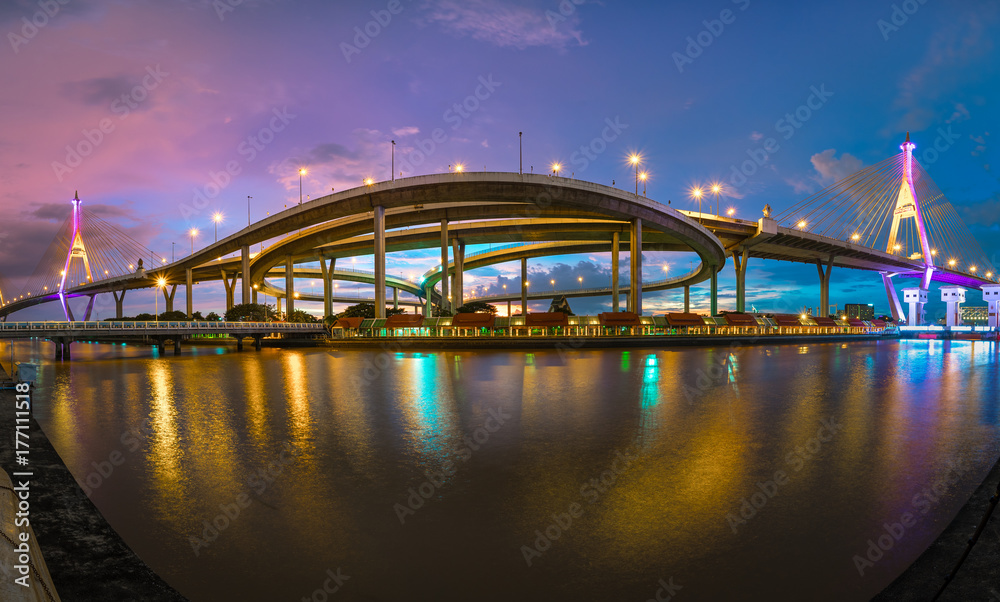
[902,287,928,326]
[520,257,528,315]
[684,285,690,313]
[451,239,465,309]
[241,245,251,304]
[320,257,335,318]
[733,249,748,313]
[285,255,295,317]
[113,290,126,319]
[221,270,235,311]
[186,268,193,319]
[816,255,834,317]
[83,295,97,321]
[982,285,1000,327]
[881,273,905,324]
[393,287,399,310]
[173,339,181,355]
[276,296,282,316]
[374,205,386,319]
[252,288,258,304]
[710,268,718,316]
[163,284,176,314]
[940,286,966,327]
[440,219,450,313]
[611,231,620,312]
[629,219,642,315]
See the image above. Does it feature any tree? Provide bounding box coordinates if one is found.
[336,303,406,319]
[158,310,188,320]
[191,311,205,320]
[224,303,276,322]
[432,305,453,317]
[205,311,221,322]
[288,309,318,323]
[455,301,497,314]
[133,313,156,321]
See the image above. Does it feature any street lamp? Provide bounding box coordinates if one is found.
[551,162,562,176]
[711,183,722,215]
[578,276,583,289]
[727,207,736,217]
[690,186,704,223]
[454,163,464,173]
[298,168,306,204]
[629,154,641,196]
[189,228,198,254]
[550,278,555,291]
[155,277,167,322]
[639,171,648,196]
[213,212,223,242]
[171,242,175,262]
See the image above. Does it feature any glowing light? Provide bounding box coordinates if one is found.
[161,258,167,263]
[931,249,938,256]
[60,270,65,276]
[299,168,307,176]
[800,313,807,319]
[294,292,299,298]
[105,270,109,275]
[970,266,977,272]
[189,228,198,237]
[948,259,957,267]
[213,212,224,224]
[711,183,722,194]
[988,272,994,278]
[364,177,374,186]
[690,186,703,199]
[893,244,901,251]
[727,208,736,217]
[851,233,860,241]
[551,163,562,174]
[797,220,807,229]
[629,153,641,165]
[454,163,464,173]
[639,171,648,181]
[156,277,167,288]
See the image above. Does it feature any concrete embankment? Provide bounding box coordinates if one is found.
[0,374,188,601]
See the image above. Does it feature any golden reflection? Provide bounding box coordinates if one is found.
[282,352,312,442]
[145,360,184,503]
[241,357,269,447]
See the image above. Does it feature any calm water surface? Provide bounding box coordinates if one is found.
[12,338,1000,601]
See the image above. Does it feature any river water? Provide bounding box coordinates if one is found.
[11,338,1000,601]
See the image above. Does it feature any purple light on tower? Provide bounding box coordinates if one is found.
[900,134,935,289]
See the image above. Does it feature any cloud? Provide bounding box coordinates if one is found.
[421,0,586,50]
[750,131,763,141]
[956,194,1000,227]
[810,149,863,184]
[392,126,420,136]
[946,102,971,123]
[784,177,815,195]
[60,75,137,107]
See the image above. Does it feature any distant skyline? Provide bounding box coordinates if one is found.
[2,0,998,320]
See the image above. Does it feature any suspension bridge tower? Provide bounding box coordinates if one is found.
[884,133,935,325]
[58,191,94,320]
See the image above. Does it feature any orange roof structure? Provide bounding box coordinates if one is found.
[598,312,641,327]
[723,313,758,326]
[665,313,707,327]
[451,313,495,328]
[385,314,424,328]
[524,312,569,327]
[333,317,364,329]
[771,314,804,327]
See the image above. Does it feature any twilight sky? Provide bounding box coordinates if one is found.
[1,0,998,320]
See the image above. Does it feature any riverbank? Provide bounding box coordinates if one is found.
[873,450,1000,601]
[0,369,188,601]
[328,332,896,350]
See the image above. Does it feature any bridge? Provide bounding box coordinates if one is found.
[0,134,996,331]
[0,320,326,358]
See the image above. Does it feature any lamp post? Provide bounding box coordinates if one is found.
[171,242,175,263]
[711,183,722,215]
[247,195,252,227]
[550,278,555,292]
[156,277,166,322]
[690,186,703,224]
[189,228,198,255]
[640,171,648,197]
[298,168,306,204]
[213,212,223,242]
[578,276,583,289]
[391,140,395,181]
[629,154,641,196]
[552,162,561,177]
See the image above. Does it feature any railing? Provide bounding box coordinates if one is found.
[0,321,326,331]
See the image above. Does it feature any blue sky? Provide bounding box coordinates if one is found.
[1,0,998,319]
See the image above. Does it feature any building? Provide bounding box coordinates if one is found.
[844,303,875,320]
[960,305,989,326]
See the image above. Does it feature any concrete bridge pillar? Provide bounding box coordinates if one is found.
[451,239,465,308]
[393,287,399,310]
[629,219,642,316]
[320,257,335,318]
[186,268,193,319]
[940,286,966,327]
[440,219,450,313]
[881,273,905,323]
[684,285,690,313]
[710,267,718,316]
[424,282,433,317]
[173,338,181,355]
[285,254,295,317]
[221,270,235,311]
[83,295,97,321]
[733,249,748,313]
[241,245,251,304]
[163,284,177,314]
[110,291,124,319]
[520,257,528,315]
[902,287,928,326]
[235,336,244,351]
[612,231,620,312]
[982,284,1000,328]
[254,335,262,351]
[374,205,386,319]
[816,255,834,317]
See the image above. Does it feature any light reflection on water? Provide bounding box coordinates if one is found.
[10,339,1000,601]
